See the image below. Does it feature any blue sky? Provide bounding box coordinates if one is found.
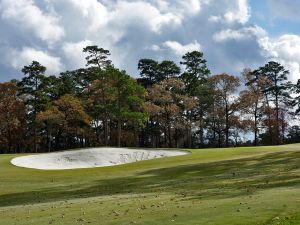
[0,0,299,83]
[250,0,300,36]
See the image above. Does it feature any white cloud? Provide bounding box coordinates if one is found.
[177,0,210,15]
[213,26,266,42]
[210,0,250,24]
[163,41,202,56]
[62,40,93,69]
[259,34,300,82]
[0,0,298,85]
[9,47,63,74]
[208,15,221,23]
[260,35,300,61]
[224,0,250,24]
[0,0,65,45]
[149,44,161,51]
[110,1,182,33]
[181,0,202,14]
[64,0,108,30]
[154,0,209,17]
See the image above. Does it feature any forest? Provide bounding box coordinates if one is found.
[1,45,300,153]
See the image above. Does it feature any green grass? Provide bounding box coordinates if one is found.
[1,144,300,225]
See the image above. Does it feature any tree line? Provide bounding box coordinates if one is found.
[1,45,300,153]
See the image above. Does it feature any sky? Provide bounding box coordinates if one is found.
[0,0,300,82]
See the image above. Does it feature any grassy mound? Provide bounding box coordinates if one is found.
[1,144,300,225]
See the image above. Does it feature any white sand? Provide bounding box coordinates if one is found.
[11,148,189,170]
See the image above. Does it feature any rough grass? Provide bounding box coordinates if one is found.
[1,144,300,225]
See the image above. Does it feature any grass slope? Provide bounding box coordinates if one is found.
[0,145,300,225]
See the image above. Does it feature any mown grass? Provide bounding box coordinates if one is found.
[0,144,300,224]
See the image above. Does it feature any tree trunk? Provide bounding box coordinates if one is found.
[117,120,121,147]
[48,127,52,152]
[134,124,139,147]
[254,108,258,146]
[34,77,38,153]
[104,116,109,146]
[225,105,229,147]
[187,126,192,148]
[168,125,172,148]
[55,129,62,151]
[212,117,216,147]
[265,94,273,145]
[218,131,221,148]
[275,94,280,145]
[150,119,155,148]
[281,109,285,144]
[34,127,38,153]
[175,128,178,148]
[164,126,167,147]
[199,112,204,148]
[7,119,12,153]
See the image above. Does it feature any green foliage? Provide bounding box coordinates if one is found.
[292,79,300,114]
[251,61,293,145]
[138,59,180,85]
[1,46,300,151]
[138,58,159,85]
[83,45,111,69]
[157,60,181,82]
[56,71,79,97]
[256,61,292,103]
[180,51,211,95]
[18,61,48,113]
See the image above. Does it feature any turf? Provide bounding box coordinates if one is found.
[0,144,300,225]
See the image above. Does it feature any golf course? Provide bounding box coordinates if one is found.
[1,144,300,225]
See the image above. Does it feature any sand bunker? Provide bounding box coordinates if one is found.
[11,148,188,170]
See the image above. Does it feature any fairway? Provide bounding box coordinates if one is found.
[1,144,300,225]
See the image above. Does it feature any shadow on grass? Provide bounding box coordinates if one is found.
[1,151,300,207]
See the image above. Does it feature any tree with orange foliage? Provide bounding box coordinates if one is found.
[0,82,25,153]
[209,74,240,147]
[37,94,91,151]
[146,78,196,148]
[240,69,266,146]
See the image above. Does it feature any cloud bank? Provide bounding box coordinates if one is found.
[0,0,299,83]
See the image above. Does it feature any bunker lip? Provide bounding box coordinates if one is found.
[10,148,189,170]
